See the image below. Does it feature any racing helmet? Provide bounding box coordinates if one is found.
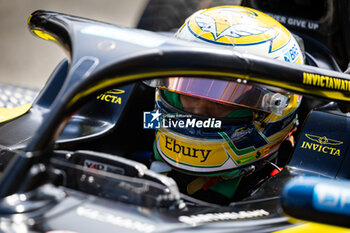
[147,6,303,178]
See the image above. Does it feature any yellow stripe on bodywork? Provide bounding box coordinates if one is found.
[67,69,350,109]
[0,104,31,123]
[67,70,248,108]
[248,75,350,102]
[32,30,57,42]
[274,222,350,233]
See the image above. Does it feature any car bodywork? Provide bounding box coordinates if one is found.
[0,9,349,232]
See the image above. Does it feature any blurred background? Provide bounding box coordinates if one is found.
[0,0,148,89]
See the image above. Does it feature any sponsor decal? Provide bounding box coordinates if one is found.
[300,134,343,156]
[157,132,229,168]
[96,89,124,104]
[302,72,350,92]
[178,209,269,225]
[313,183,350,216]
[84,159,125,175]
[76,206,155,233]
[84,159,108,171]
[143,110,221,129]
[283,43,299,63]
[305,134,343,145]
[230,127,253,140]
[164,136,211,162]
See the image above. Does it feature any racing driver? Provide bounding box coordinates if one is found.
[145,5,304,205]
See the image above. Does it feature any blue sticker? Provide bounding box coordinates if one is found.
[313,183,350,216]
[283,43,299,63]
[81,25,165,48]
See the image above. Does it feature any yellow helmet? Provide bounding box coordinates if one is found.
[176,5,304,64]
[149,6,303,178]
